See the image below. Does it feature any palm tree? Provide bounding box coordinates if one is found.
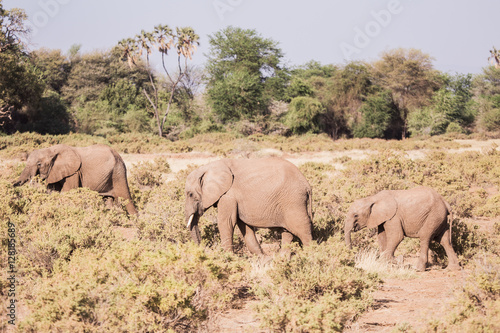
[489,47,500,68]
[119,25,199,137]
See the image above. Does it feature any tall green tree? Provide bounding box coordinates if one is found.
[205,26,287,123]
[474,64,500,131]
[284,96,325,134]
[372,48,441,138]
[31,48,71,93]
[353,90,399,138]
[59,48,150,134]
[409,73,476,136]
[119,25,199,137]
[0,2,45,133]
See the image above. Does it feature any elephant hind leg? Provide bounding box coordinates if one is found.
[439,228,460,270]
[236,219,263,255]
[283,211,313,247]
[111,179,138,215]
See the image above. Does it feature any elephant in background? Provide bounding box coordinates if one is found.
[344,186,460,271]
[13,144,137,215]
[184,157,314,254]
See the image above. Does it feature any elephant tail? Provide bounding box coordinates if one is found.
[445,201,453,244]
[307,188,313,223]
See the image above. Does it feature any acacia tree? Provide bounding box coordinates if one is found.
[205,26,287,123]
[0,3,29,53]
[119,25,199,137]
[372,48,441,139]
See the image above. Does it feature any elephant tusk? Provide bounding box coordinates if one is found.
[187,214,194,228]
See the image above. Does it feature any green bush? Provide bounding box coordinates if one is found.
[284,96,325,134]
[353,91,398,139]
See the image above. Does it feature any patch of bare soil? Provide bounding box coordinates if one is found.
[344,268,465,332]
[121,139,500,174]
[203,298,265,333]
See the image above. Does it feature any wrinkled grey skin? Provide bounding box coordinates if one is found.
[14,144,137,215]
[184,158,314,254]
[344,186,460,271]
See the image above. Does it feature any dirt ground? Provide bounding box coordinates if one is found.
[117,139,500,332]
[344,269,465,332]
[203,268,466,333]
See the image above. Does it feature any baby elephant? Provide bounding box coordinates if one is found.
[13,144,137,215]
[344,186,460,271]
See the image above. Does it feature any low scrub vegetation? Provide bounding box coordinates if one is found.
[1,132,499,332]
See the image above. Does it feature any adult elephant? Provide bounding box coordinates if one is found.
[344,186,460,271]
[13,144,137,215]
[184,158,314,254]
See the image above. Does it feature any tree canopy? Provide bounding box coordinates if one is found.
[0,3,498,139]
[205,26,288,122]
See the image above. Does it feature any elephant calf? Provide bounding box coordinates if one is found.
[344,186,460,271]
[13,144,137,215]
[185,157,314,254]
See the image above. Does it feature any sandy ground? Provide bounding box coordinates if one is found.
[121,139,500,173]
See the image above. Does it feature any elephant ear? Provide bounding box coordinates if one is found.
[46,145,81,184]
[200,160,233,209]
[366,191,398,228]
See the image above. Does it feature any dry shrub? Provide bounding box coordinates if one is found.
[2,184,122,277]
[19,243,249,333]
[252,238,380,332]
[130,157,171,188]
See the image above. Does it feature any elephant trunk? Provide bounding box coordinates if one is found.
[344,222,353,249]
[13,165,36,187]
[186,213,201,244]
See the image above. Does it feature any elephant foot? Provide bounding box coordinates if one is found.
[445,263,461,271]
[416,261,427,272]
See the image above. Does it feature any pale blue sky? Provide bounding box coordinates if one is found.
[5,0,499,74]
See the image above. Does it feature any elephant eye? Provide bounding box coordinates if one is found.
[353,213,358,218]
[188,192,193,198]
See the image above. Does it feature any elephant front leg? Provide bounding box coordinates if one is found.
[380,220,404,263]
[236,219,263,255]
[60,173,80,192]
[217,195,238,252]
[377,224,387,253]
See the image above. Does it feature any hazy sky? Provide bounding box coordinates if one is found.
[5,0,499,74]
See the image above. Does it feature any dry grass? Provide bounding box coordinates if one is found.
[354,249,418,280]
